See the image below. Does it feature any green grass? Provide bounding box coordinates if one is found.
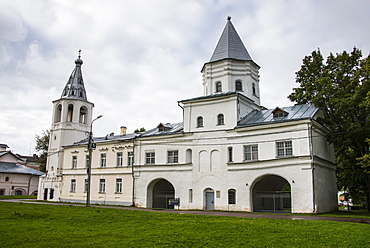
[0,195,37,199]
[0,202,369,247]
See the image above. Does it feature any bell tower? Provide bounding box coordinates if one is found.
[201,17,261,106]
[38,51,94,201]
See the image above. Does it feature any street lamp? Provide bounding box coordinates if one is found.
[86,114,103,207]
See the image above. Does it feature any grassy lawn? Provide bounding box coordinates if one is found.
[1,202,369,248]
[0,195,37,200]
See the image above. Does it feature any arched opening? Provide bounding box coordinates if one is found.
[252,83,256,95]
[204,188,214,210]
[217,114,224,125]
[148,179,175,209]
[235,80,243,91]
[186,149,192,163]
[215,81,222,92]
[54,104,62,123]
[13,188,26,196]
[79,106,88,124]
[197,116,203,128]
[252,175,291,213]
[67,104,74,122]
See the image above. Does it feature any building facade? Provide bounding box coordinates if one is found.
[38,18,337,213]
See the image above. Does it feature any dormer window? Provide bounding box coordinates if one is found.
[215,81,222,93]
[272,107,288,118]
[197,116,204,127]
[157,123,172,132]
[235,80,243,91]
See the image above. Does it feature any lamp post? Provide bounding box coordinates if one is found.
[86,115,103,207]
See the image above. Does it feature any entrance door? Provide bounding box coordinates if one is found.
[44,188,48,200]
[206,192,214,210]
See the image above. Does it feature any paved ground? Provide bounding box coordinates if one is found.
[2,199,369,224]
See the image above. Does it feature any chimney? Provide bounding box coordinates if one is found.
[120,126,127,136]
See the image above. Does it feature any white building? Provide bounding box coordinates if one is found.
[0,144,44,196]
[39,18,337,213]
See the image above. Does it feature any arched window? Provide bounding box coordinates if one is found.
[5,176,9,182]
[197,116,203,127]
[215,81,222,93]
[54,104,62,123]
[67,104,74,122]
[228,189,236,204]
[186,149,192,163]
[217,114,224,125]
[228,147,233,162]
[79,106,88,124]
[252,83,256,95]
[235,80,243,91]
[189,189,193,203]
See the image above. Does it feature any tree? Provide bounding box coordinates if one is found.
[134,127,146,133]
[35,130,50,172]
[288,47,370,209]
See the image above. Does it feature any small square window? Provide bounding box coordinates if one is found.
[146,152,155,164]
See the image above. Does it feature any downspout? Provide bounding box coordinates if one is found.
[131,137,135,207]
[309,120,316,212]
[27,175,33,195]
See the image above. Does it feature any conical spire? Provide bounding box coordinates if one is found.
[209,16,252,62]
[60,50,87,101]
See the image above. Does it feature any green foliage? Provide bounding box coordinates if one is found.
[0,202,369,247]
[289,47,370,207]
[35,130,49,172]
[134,127,146,133]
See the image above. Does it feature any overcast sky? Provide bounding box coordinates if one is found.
[1,0,369,155]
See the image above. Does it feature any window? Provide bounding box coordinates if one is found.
[72,156,77,169]
[15,190,23,196]
[277,141,293,157]
[116,178,122,193]
[128,152,134,166]
[117,152,123,167]
[5,177,9,182]
[197,116,203,127]
[236,81,243,91]
[167,150,179,163]
[217,114,224,125]
[0,189,4,195]
[146,152,155,164]
[215,81,222,92]
[252,83,256,95]
[189,189,193,203]
[228,147,233,162]
[228,189,236,204]
[99,179,105,193]
[84,179,88,192]
[244,145,258,161]
[70,179,76,192]
[100,154,107,168]
[85,155,89,168]
[67,104,74,122]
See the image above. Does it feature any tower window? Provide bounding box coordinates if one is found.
[215,81,222,93]
[67,104,74,122]
[236,81,243,91]
[217,114,224,125]
[197,116,204,127]
[79,107,87,124]
[252,83,256,95]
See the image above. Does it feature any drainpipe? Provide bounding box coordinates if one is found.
[27,175,33,195]
[309,120,316,212]
[131,138,135,207]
